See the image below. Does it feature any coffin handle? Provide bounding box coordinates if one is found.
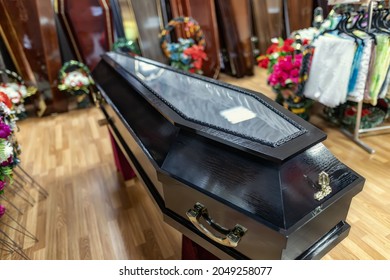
[186,202,247,248]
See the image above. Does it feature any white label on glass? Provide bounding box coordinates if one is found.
[220,106,257,124]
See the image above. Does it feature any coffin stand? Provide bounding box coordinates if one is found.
[92,52,364,260]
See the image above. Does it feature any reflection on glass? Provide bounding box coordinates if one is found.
[112,53,305,146]
[119,0,139,41]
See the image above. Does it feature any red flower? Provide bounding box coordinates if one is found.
[257,56,270,68]
[183,45,208,71]
[284,38,294,46]
[361,108,371,117]
[281,44,295,53]
[0,92,12,109]
[266,43,280,54]
[345,107,356,117]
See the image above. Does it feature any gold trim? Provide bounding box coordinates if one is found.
[53,0,59,13]
[101,0,113,50]
[56,0,83,62]
[156,0,164,30]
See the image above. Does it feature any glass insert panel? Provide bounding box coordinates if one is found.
[113,53,304,146]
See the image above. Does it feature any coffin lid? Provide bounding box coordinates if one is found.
[102,52,326,163]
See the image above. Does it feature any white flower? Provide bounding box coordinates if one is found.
[0,139,13,163]
[63,71,90,88]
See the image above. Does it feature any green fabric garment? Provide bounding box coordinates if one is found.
[369,35,390,105]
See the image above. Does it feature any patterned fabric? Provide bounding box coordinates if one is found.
[348,38,373,102]
[368,34,390,105]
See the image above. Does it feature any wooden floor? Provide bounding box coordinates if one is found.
[1,67,389,260]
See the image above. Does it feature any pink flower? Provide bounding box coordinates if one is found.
[0,122,11,139]
[0,205,5,218]
[0,180,5,191]
[1,156,13,167]
[290,69,300,77]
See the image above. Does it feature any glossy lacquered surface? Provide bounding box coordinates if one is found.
[130,0,167,63]
[92,53,365,259]
[56,0,113,70]
[0,0,66,114]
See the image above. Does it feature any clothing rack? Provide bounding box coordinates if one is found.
[340,0,390,154]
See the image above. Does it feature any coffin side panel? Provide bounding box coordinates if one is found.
[162,131,285,229]
[93,61,179,198]
[161,173,286,259]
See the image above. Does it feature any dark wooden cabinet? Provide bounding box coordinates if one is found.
[251,0,285,54]
[215,0,254,77]
[0,0,67,114]
[286,0,313,33]
[54,0,114,70]
[92,53,364,259]
[129,0,167,63]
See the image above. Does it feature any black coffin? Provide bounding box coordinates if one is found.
[92,52,365,260]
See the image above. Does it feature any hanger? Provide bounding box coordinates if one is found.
[337,12,365,45]
[352,9,377,44]
[372,5,390,35]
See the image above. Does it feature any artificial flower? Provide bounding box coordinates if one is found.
[184,45,207,71]
[0,121,11,139]
[62,71,91,88]
[268,54,303,90]
[257,56,270,68]
[0,204,5,218]
[0,180,5,191]
[0,139,13,164]
[0,91,13,109]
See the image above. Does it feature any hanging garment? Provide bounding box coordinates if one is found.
[379,67,390,99]
[347,42,364,93]
[303,35,356,108]
[348,38,373,102]
[368,34,390,105]
[363,42,377,103]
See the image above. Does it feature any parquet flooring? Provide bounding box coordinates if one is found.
[0,67,389,260]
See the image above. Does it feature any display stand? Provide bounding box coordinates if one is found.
[341,0,390,154]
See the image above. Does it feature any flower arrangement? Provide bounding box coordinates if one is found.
[0,70,37,119]
[257,37,314,120]
[112,38,141,55]
[58,60,94,95]
[257,38,309,71]
[0,93,21,198]
[160,17,208,74]
[268,54,302,92]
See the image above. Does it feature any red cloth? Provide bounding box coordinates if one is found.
[181,235,219,260]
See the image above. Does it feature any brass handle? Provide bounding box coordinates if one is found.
[314,171,332,201]
[186,202,247,248]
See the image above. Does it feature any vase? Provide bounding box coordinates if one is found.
[275,89,313,121]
